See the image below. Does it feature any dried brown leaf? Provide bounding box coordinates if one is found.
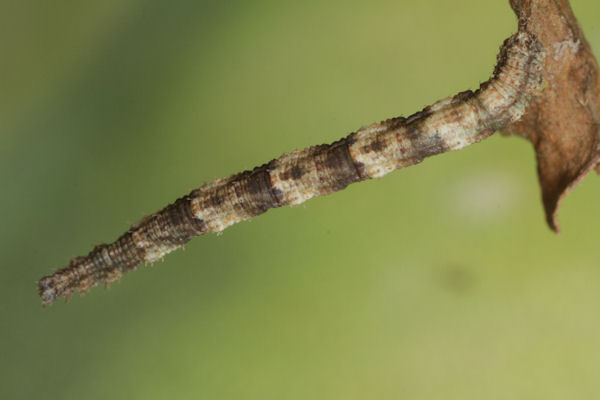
[505,0,600,232]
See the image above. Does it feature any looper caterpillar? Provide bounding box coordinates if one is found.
[38,31,545,304]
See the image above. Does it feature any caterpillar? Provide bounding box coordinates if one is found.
[38,31,545,304]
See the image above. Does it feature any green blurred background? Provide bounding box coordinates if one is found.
[1,1,599,398]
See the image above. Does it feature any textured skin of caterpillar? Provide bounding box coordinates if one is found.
[38,31,545,304]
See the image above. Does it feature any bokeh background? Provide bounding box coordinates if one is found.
[2,1,599,398]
